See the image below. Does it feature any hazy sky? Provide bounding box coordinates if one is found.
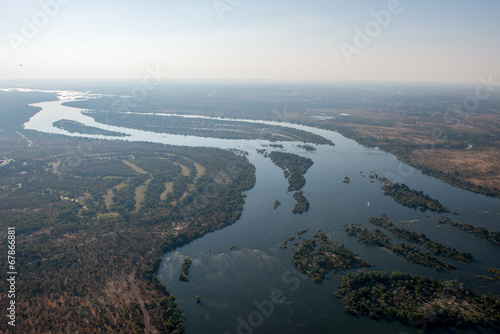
[1,0,499,83]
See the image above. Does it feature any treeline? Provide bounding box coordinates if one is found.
[439,217,500,245]
[335,271,500,328]
[369,215,473,263]
[345,224,455,271]
[382,183,450,213]
[290,230,371,283]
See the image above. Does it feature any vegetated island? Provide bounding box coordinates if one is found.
[289,229,372,284]
[334,270,500,329]
[268,151,313,214]
[297,144,316,151]
[345,224,455,271]
[382,182,450,213]
[439,217,500,245]
[273,200,281,209]
[342,175,350,184]
[292,191,309,214]
[53,119,129,137]
[369,215,473,263]
[179,257,192,282]
[84,111,335,145]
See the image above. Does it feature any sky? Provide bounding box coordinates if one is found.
[1,0,499,83]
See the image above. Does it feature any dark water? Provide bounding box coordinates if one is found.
[158,131,500,334]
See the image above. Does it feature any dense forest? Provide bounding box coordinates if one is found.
[335,271,500,329]
[0,130,256,333]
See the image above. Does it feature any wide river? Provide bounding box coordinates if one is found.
[16,89,500,333]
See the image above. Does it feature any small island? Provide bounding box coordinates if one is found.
[342,175,350,184]
[273,200,281,209]
[439,217,500,244]
[297,144,316,151]
[335,271,500,329]
[179,257,193,282]
[290,230,371,283]
[53,119,129,137]
[382,183,450,213]
[345,224,455,271]
[268,152,313,192]
[369,215,473,263]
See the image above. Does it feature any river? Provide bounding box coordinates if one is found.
[16,88,500,333]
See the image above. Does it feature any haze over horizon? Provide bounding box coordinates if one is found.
[2,0,499,84]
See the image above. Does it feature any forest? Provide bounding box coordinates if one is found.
[0,130,256,333]
[335,271,500,328]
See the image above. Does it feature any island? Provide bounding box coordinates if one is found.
[53,119,129,137]
[268,151,313,214]
[345,224,455,271]
[179,257,193,282]
[439,217,500,244]
[369,215,473,263]
[335,271,500,329]
[268,151,313,192]
[273,200,281,209]
[382,183,450,213]
[290,230,371,283]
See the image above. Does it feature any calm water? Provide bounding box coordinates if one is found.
[16,89,500,334]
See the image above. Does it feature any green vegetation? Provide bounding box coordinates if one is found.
[273,200,281,209]
[53,119,129,137]
[369,215,473,263]
[195,295,201,304]
[0,130,256,333]
[439,217,500,244]
[268,151,313,192]
[382,183,450,213]
[179,257,193,282]
[290,230,371,283]
[335,271,500,329]
[345,224,455,271]
[292,191,309,214]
